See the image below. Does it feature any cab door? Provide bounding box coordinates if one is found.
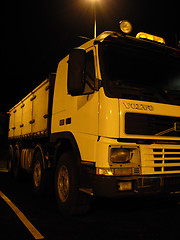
[72,47,99,161]
[75,48,98,134]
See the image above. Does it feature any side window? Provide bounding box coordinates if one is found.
[84,50,95,94]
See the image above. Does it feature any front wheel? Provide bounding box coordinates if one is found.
[55,152,90,215]
[32,151,47,194]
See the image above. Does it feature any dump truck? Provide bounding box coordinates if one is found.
[8,23,180,215]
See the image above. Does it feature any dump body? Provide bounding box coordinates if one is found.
[9,77,54,139]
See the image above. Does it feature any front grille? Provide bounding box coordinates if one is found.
[125,113,180,137]
[153,148,180,172]
[140,145,180,175]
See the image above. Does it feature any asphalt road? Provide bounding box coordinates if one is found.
[1,162,180,240]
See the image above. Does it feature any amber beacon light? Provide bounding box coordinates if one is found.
[119,20,133,34]
[136,32,165,44]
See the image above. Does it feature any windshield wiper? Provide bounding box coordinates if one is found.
[155,122,180,136]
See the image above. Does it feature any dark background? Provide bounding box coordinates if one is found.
[1,0,179,112]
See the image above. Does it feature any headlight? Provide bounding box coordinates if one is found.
[96,168,115,176]
[110,148,131,163]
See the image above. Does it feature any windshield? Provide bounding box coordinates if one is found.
[99,41,180,104]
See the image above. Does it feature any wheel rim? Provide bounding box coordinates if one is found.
[57,165,70,203]
[33,160,41,188]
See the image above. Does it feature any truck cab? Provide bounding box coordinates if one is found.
[52,30,180,197]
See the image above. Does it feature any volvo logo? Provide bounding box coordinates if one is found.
[123,102,154,111]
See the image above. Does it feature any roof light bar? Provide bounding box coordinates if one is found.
[136,32,165,44]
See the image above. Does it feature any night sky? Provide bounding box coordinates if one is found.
[1,0,179,112]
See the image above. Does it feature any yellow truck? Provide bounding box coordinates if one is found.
[8,26,180,215]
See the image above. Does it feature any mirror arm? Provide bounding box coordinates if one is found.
[94,78,102,91]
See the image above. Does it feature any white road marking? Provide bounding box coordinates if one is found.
[0,169,8,172]
[0,191,44,239]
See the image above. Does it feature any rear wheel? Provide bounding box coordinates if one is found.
[55,151,90,215]
[8,145,14,174]
[13,146,21,179]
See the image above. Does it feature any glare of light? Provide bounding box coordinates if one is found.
[87,0,100,2]
[86,0,100,38]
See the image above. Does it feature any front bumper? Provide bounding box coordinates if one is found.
[93,174,180,198]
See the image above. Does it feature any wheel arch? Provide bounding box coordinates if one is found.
[51,132,82,168]
[14,143,21,152]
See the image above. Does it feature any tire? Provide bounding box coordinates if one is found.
[13,146,21,179]
[8,145,14,174]
[54,151,90,216]
[32,151,47,194]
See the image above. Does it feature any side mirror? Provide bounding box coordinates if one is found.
[67,48,86,96]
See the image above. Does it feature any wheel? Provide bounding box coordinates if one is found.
[32,151,47,194]
[8,145,14,174]
[13,146,21,179]
[55,151,90,216]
